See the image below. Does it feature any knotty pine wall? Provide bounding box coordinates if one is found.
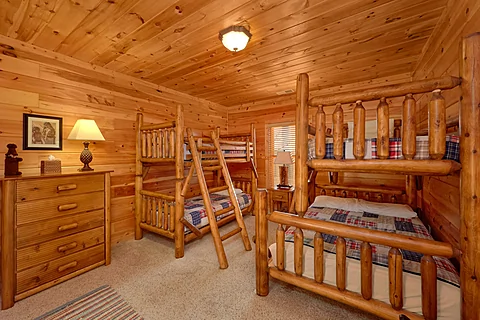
[0,35,227,245]
[411,0,480,250]
[227,73,412,191]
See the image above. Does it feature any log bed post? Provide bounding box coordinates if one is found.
[377,97,390,160]
[402,94,416,160]
[296,73,309,216]
[460,32,480,319]
[429,90,446,160]
[353,100,366,160]
[315,106,326,159]
[174,104,185,258]
[406,175,417,211]
[135,113,144,240]
[256,189,269,296]
[333,103,344,160]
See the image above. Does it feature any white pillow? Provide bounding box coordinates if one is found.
[311,196,360,212]
[357,199,416,218]
[214,188,243,196]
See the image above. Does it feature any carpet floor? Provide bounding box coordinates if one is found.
[0,215,378,320]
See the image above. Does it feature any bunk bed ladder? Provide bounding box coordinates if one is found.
[185,128,252,269]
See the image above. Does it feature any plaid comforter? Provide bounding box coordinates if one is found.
[285,206,460,288]
[184,193,252,231]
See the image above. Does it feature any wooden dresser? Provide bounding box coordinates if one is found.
[0,170,112,309]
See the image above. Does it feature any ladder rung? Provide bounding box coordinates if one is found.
[215,205,235,217]
[203,165,222,171]
[202,161,220,166]
[180,217,203,239]
[221,227,242,241]
[197,146,216,151]
[208,185,229,193]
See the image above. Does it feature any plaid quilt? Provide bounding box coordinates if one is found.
[309,136,460,162]
[183,193,252,232]
[285,206,460,288]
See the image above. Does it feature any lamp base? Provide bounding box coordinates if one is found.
[78,141,94,172]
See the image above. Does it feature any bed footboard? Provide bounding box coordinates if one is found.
[255,189,458,320]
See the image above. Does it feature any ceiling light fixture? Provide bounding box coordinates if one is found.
[219,25,252,52]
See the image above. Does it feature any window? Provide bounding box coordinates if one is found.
[267,124,296,188]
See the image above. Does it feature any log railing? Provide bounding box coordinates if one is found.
[256,189,457,320]
[307,76,461,176]
[138,116,177,162]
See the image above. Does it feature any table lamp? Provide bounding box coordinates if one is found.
[68,119,105,171]
[275,151,293,189]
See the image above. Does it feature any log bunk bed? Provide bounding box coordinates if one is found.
[256,34,480,319]
[135,105,258,268]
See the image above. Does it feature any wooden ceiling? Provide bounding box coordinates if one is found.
[0,0,448,107]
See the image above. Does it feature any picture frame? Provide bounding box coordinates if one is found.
[23,114,63,150]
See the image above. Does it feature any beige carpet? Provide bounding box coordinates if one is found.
[1,216,377,320]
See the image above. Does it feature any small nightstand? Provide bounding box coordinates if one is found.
[268,187,294,213]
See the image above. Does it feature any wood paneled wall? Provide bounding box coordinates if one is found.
[227,73,411,189]
[412,0,480,250]
[0,35,227,245]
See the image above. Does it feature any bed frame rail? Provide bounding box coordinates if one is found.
[256,190,458,320]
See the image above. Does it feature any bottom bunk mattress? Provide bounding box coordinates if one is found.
[269,202,460,319]
[183,191,252,232]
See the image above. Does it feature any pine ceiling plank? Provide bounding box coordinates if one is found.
[55,0,141,56]
[70,0,180,62]
[104,0,253,73]
[127,0,314,79]
[152,0,442,91]
[172,13,438,97]
[91,0,218,67]
[31,0,104,50]
[10,0,65,43]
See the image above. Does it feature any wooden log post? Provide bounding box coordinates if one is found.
[276,224,285,271]
[315,106,326,159]
[361,242,373,300]
[406,175,417,210]
[393,119,402,139]
[429,89,446,160]
[333,103,344,160]
[251,123,258,208]
[135,113,144,240]
[174,104,185,259]
[314,232,324,283]
[377,97,390,160]
[421,255,437,320]
[256,189,269,296]
[460,32,480,319]
[354,100,366,160]
[336,236,346,291]
[388,248,403,310]
[295,73,309,216]
[402,94,417,160]
[294,227,304,276]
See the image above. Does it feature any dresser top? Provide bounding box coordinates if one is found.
[0,169,113,181]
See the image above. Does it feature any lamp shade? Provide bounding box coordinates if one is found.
[219,26,252,52]
[275,151,293,165]
[68,119,105,141]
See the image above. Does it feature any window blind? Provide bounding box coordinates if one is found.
[267,124,296,188]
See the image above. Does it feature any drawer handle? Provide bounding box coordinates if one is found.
[58,223,78,232]
[57,242,78,253]
[57,184,77,192]
[57,261,78,272]
[57,203,78,211]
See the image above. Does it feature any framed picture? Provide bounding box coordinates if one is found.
[23,114,63,150]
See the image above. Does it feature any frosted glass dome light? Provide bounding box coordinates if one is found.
[219,26,252,52]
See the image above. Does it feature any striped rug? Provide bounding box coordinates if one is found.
[35,285,143,320]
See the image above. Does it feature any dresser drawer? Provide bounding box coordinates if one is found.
[17,209,105,248]
[271,192,288,202]
[16,244,105,294]
[16,174,104,202]
[17,227,105,271]
[17,191,104,225]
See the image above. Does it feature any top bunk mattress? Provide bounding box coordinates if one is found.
[269,199,460,319]
[308,136,459,161]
